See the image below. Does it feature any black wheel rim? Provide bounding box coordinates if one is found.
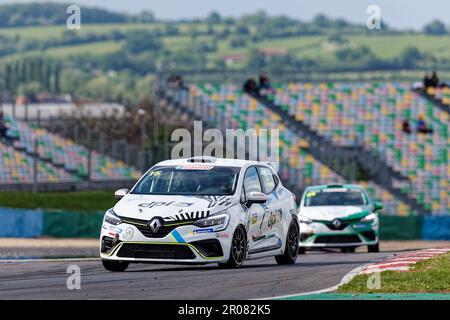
[231,228,246,264]
[287,224,299,257]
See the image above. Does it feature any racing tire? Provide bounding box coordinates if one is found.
[219,226,247,269]
[298,247,306,255]
[275,221,299,265]
[102,259,129,272]
[368,243,380,253]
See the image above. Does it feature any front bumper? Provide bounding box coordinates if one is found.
[100,220,231,264]
[299,221,378,248]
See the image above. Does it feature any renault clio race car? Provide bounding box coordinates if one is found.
[298,184,382,253]
[100,157,299,271]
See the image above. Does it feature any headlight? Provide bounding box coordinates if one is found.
[298,215,313,224]
[361,213,376,223]
[193,211,230,231]
[104,209,122,226]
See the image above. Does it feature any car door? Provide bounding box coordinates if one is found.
[256,166,284,251]
[243,166,276,254]
[242,166,266,253]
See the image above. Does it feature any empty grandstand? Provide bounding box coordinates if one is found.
[162,82,431,216]
[0,112,141,191]
[255,82,448,215]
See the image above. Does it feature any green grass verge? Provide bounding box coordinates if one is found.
[338,253,450,293]
[0,191,116,211]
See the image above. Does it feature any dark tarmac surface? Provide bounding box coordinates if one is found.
[0,251,395,299]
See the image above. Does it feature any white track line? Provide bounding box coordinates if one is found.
[257,264,369,300]
[259,248,450,300]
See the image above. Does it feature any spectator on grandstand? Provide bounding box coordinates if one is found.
[402,119,412,134]
[423,73,431,89]
[259,73,272,90]
[167,73,184,89]
[416,115,433,134]
[243,78,258,94]
[430,70,440,88]
[174,74,184,88]
[0,111,9,139]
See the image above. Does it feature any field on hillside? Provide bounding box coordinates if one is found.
[2,23,450,67]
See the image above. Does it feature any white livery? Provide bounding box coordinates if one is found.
[100,157,299,271]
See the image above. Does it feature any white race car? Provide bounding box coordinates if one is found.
[298,184,382,253]
[100,157,299,271]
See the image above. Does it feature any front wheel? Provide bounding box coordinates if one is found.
[368,243,380,253]
[275,221,299,265]
[102,259,129,272]
[219,226,247,269]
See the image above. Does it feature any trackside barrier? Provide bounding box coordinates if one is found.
[379,215,423,240]
[43,210,104,238]
[422,216,450,240]
[0,208,449,240]
[0,208,43,237]
[0,207,103,238]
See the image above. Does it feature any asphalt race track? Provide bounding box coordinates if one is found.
[0,251,395,299]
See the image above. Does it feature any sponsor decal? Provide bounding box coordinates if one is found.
[121,227,134,240]
[215,232,230,238]
[176,165,214,170]
[353,223,370,229]
[108,226,123,234]
[138,201,194,209]
[252,234,265,242]
[252,233,276,242]
[192,228,214,235]
[267,209,282,229]
[251,213,258,225]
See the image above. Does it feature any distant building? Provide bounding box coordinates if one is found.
[222,53,246,67]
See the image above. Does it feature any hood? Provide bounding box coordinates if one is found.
[299,205,370,221]
[113,194,237,222]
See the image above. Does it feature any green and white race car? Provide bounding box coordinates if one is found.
[297,184,383,253]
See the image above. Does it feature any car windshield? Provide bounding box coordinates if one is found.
[131,165,240,195]
[304,190,366,206]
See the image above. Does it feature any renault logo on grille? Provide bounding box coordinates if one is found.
[332,219,342,228]
[148,217,163,233]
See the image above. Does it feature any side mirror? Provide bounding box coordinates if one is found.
[246,191,269,207]
[115,188,129,200]
[373,201,383,212]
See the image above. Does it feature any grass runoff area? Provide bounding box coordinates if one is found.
[0,191,116,211]
[338,253,450,294]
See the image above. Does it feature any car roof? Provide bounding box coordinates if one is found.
[154,157,271,168]
[305,184,366,191]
